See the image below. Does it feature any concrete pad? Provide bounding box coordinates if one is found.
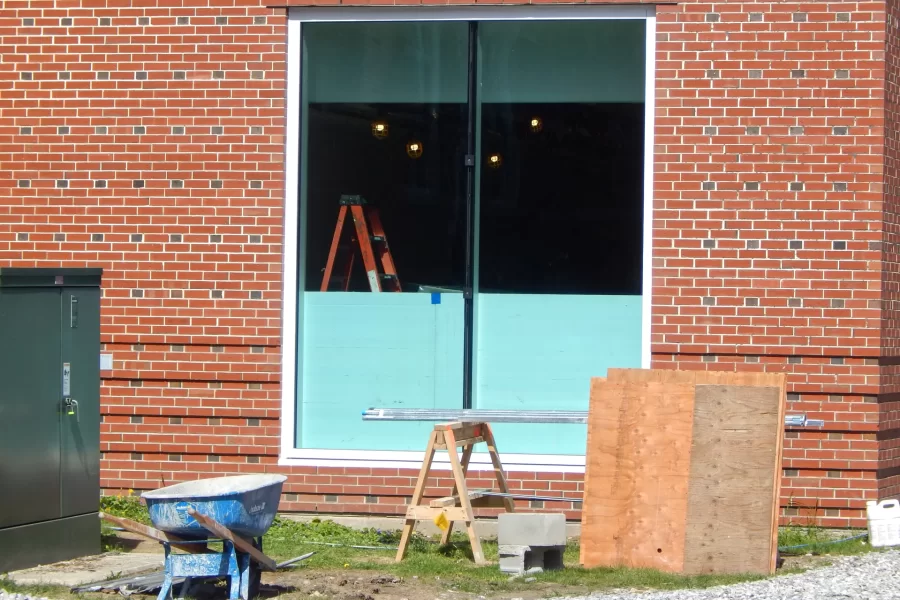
[7,552,163,587]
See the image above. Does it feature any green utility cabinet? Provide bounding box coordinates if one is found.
[0,268,102,572]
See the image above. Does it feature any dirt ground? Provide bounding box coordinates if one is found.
[107,535,571,600]
[264,569,574,600]
[262,556,833,600]
[99,560,835,600]
[174,558,831,600]
[101,533,834,600]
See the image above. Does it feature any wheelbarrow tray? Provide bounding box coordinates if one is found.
[142,474,287,538]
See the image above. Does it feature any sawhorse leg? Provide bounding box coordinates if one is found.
[396,422,514,566]
[439,443,473,546]
[483,423,516,514]
[396,430,438,562]
[439,424,514,547]
[443,429,486,565]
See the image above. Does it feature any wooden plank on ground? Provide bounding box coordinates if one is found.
[682,385,782,575]
[580,377,696,572]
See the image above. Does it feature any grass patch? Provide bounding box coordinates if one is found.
[777,525,871,556]
[100,494,150,525]
[262,518,762,594]
[91,508,876,596]
[99,494,152,553]
[267,517,406,548]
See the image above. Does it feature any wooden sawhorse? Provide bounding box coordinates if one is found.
[395,421,515,565]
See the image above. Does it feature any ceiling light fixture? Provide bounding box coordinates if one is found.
[406,140,423,159]
[371,121,389,139]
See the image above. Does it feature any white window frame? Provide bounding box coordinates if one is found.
[280,4,656,472]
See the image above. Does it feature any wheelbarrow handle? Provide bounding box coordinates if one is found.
[99,512,208,554]
[186,507,278,571]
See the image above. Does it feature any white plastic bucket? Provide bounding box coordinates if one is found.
[866,499,900,547]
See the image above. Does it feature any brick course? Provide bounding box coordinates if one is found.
[0,0,895,529]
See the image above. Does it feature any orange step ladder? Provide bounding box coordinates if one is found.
[321,195,401,292]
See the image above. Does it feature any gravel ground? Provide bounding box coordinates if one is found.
[561,550,900,600]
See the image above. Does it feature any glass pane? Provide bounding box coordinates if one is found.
[474,20,647,454]
[477,20,646,295]
[297,22,469,450]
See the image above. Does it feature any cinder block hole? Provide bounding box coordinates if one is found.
[523,548,564,571]
[543,548,564,569]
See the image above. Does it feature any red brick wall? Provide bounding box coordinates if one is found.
[0,0,891,529]
[881,0,900,501]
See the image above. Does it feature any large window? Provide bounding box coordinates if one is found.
[293,18,647,454]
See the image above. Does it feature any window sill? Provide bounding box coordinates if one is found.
[278,448,586,472]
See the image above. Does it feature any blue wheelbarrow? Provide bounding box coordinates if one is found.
[100,474,312,600]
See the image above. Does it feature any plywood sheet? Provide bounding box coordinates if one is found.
[682,385,782,575]
[607,367,787,572]
[580,378,696,571]
[579,376,603,566]
[582,369,786,575]
[607,368,786,389]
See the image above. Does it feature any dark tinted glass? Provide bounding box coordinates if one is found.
[478,102,644,294]
[304,103,467,291]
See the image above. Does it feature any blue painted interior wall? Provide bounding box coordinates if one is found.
[299,292,465,450]
[297,292,642,453]
[473,294,642,455]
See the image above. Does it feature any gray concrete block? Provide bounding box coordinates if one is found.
[498,544,565,575]
[498,513,567,547]
[499,544,530,555]
[499,545,529,574]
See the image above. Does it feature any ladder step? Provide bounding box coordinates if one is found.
[339,194,366,205]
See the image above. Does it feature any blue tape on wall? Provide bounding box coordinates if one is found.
[431,293,441,305]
